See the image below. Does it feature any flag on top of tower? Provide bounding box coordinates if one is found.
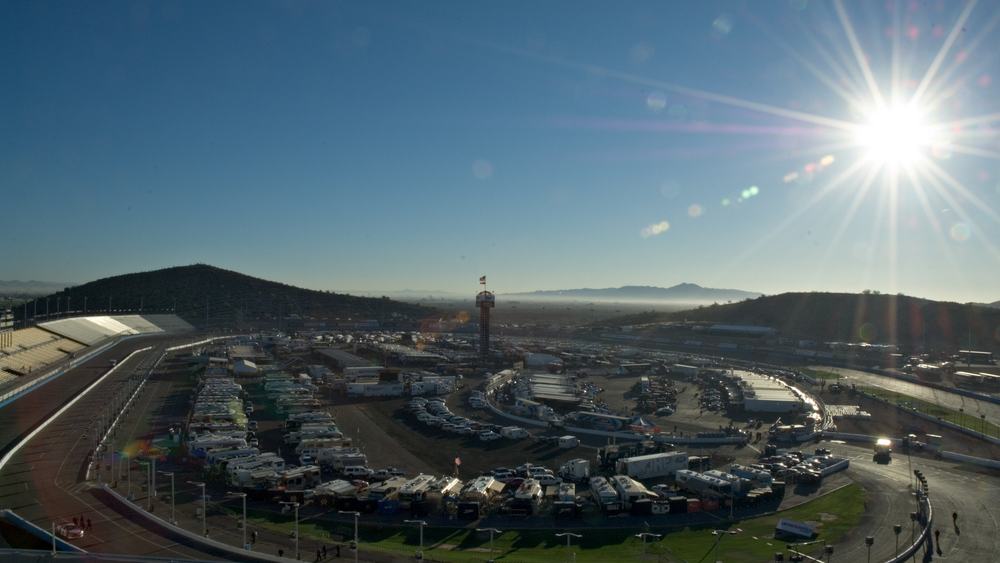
[479,276,486,285]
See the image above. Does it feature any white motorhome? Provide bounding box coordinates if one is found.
[367,476,408,501]
[397,474,438,505]
[461,475,502,502]
[276,465,322,492]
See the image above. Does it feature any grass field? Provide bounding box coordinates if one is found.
[239,484,865,562]
[858,386,1000,436]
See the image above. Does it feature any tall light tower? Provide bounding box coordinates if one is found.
[476,276,495,363]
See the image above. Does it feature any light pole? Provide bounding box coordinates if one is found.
[340,510,360,563]
[229,492,249,550]
[893,524,902,558]
[280,501,300,560]
[555,532,582,563]
[476,528,502,562]
[137,460,152,510]
[404,519,427,559]
[126,453,133,499]
[865,535,874,563]
[159,471,176,524]
[188,481,206,537]
[635,532,662,559]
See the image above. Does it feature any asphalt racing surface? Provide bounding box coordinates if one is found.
[819,366,1000,423]
[824,442,1000,562]
[1,332,998,562]
[0,339,223,559]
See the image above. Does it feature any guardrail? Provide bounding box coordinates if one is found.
[0,346,152,473]
[0,333,140,408]
[853,388,1000,446]
[0,509,86,553]
[884,493,932,563]
[85,351,167,481]
[100,484,299,563]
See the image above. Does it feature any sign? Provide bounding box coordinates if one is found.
[775,518,815,539]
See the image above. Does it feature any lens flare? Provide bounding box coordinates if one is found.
[640,220,670,238]
[854,104,937,166]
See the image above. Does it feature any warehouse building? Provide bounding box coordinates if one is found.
[733,370,803,413]
[315,348,375,371]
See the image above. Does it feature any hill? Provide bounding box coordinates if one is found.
[610,292,1000,351]
[13,264,431,328]
[505,283,761,304]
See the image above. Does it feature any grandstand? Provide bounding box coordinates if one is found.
[0,314,194,387]
[0,328,85,380]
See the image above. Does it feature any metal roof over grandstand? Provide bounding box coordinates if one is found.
[38,314,193,345]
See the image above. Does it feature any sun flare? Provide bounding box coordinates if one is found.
[853,104,938,167]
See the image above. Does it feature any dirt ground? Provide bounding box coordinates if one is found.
[323,385,593,479]
[590,373,736,434]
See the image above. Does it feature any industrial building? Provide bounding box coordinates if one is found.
[315,348,375,371]
[527,372,580,404]
[732,370,804,413]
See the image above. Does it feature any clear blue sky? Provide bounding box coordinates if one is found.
[3,1,999,302]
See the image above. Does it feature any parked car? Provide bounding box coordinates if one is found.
[343,466,374,478]
[478,431,501,441]
[55,523,85,540]
[535,473,562,486]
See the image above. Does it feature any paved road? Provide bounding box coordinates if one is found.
[817,366,1000,425]
[817,441,1000,562]
[0,341,219,560]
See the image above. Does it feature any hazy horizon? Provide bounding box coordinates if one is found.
[4,1,999,303]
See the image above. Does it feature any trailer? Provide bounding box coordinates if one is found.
[500,426,530,439]
[558,459,590,483]
[589,476,621,512]
[616,452,688,480]
[558,435,580,449]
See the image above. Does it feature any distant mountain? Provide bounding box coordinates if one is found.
[991,300,1000,309]
[610,291,1000,350]
[15,264,432,327]
[0,280,76,296]
[505,283,762,304]
[346,289,466,300]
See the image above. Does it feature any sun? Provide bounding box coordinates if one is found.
[853,103,938,167]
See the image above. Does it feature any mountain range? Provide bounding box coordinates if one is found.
[610,291,1000,350]
[505,283,762,304]
[0,280,77,296]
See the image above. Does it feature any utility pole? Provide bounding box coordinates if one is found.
[84,296,87,314]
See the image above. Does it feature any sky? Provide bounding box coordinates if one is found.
[3,1,999,303]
